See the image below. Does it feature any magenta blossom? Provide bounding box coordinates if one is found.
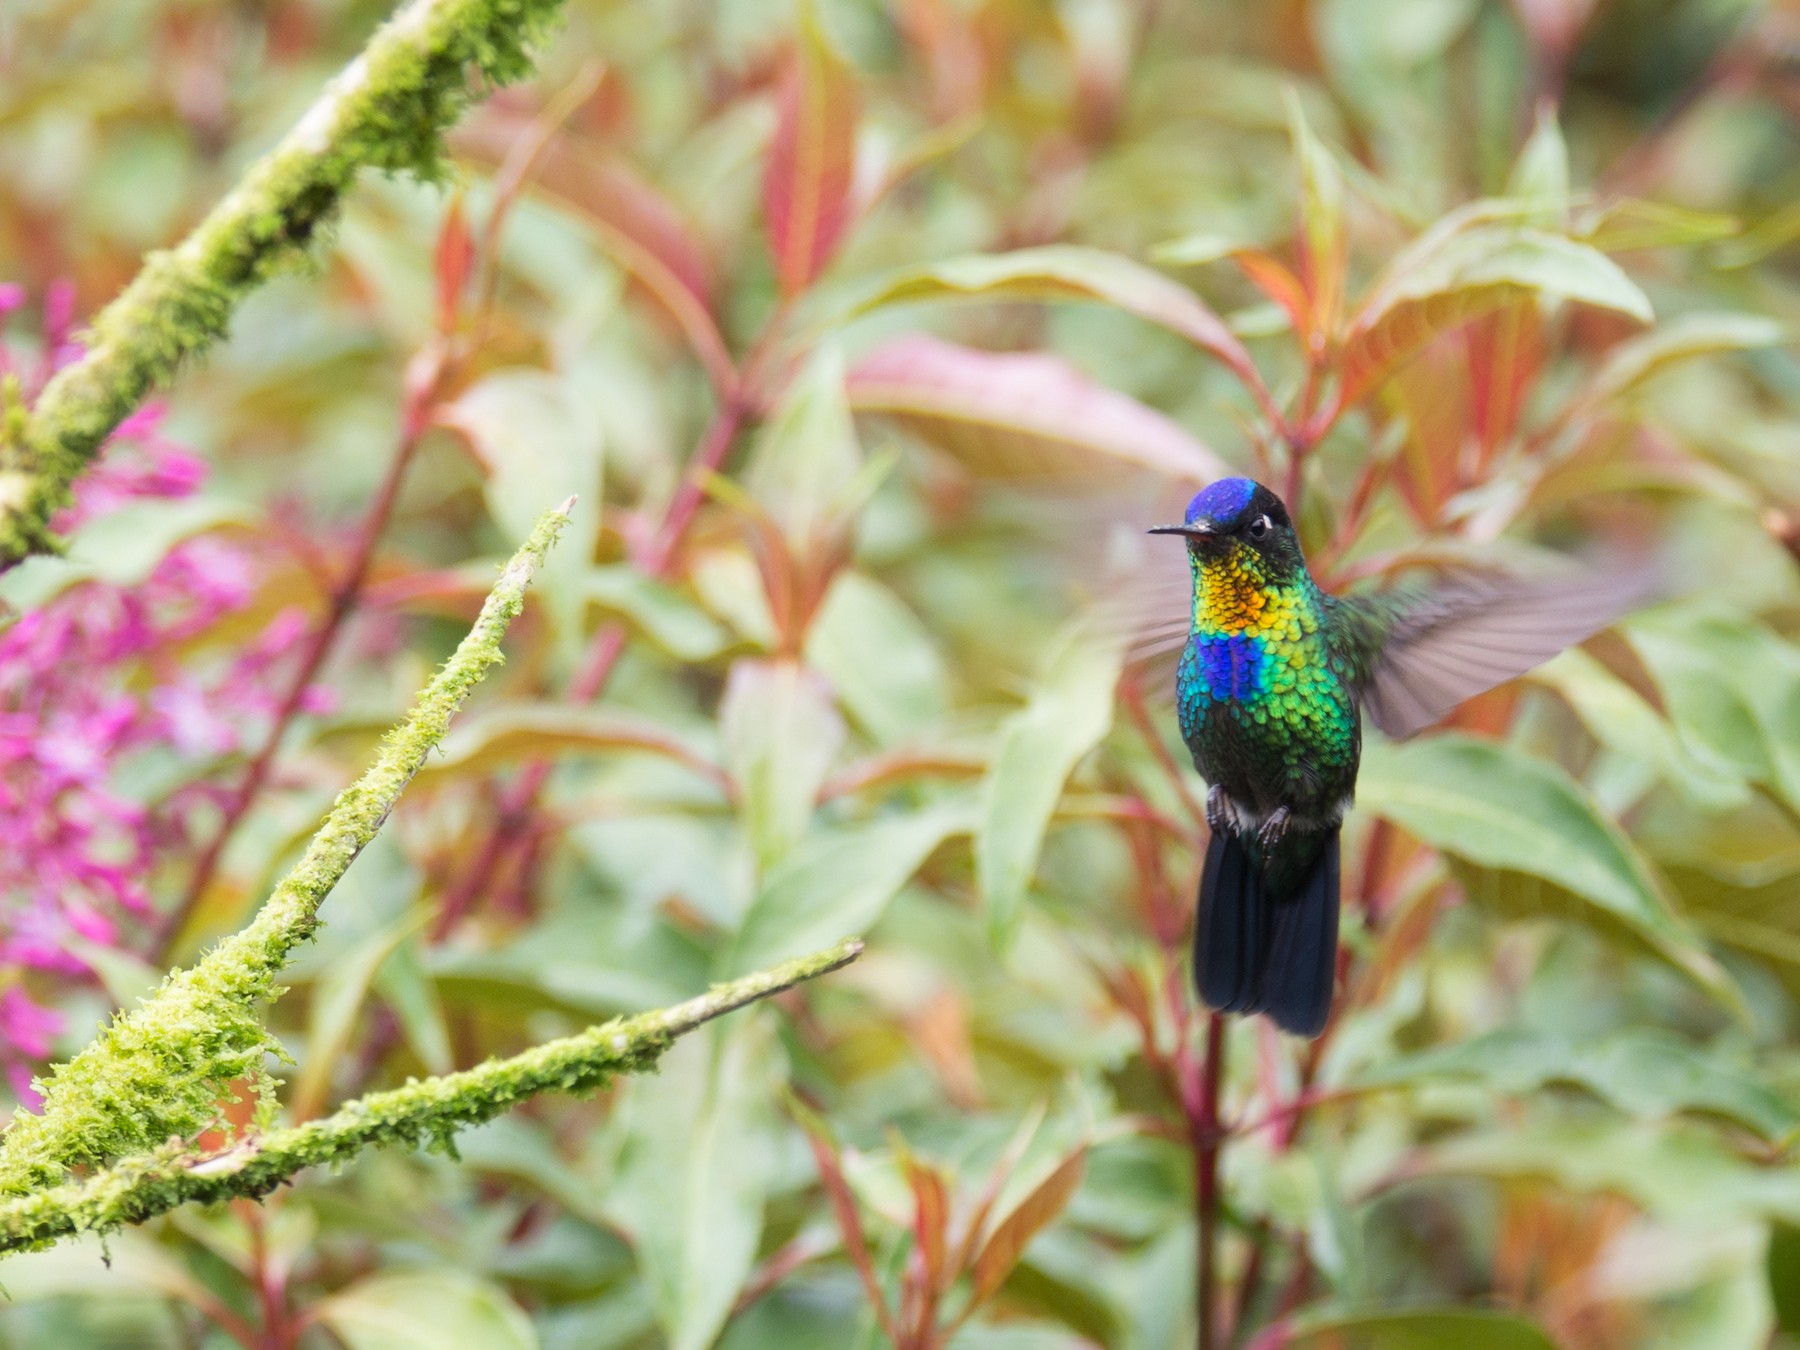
[0,286,327,1104]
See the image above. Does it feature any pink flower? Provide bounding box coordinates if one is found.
[0,283,331,1102]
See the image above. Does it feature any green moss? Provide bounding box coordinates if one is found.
[0,505,570,1197]
[0,0,571,565]
[0,940,862,1255]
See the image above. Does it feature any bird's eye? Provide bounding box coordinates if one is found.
[1247,514,1272,540]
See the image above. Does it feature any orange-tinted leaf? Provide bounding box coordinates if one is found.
[1384,337,1469,520]
[1233,249,1312,338]
[455,118,732,392]
[849,245,1272,409]
[1340,225,1650,404]
[898,1145,953,1293]
[847,335,1228,484]
[764,6,860,296]
[791,1097,901,1343]
[971,1147,1087,1302]
[419,703,728,793]
[1286,91,1346,343]
[434,195,474,333]
[1465,301,1544,466]
[898,0,985,120]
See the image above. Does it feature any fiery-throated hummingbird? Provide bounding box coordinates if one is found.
[1149,477,1647,1038]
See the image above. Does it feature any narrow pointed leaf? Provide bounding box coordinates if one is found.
[731,802,974,973]
[764,5,860,295]
[317,1272,537,1350]
[720,658,846,872]
[846,244,1270,399]
[971,1147,1087,1302]
[1341,225,1652,402]
[848,335,1227,484]
[978,623,1124,945]
[1287,1307,1557,1350]
[1357,735,1742,1015]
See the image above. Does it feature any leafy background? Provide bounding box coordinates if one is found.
[3,0,1800,1346]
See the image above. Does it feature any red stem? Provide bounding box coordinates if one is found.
[431,397,748,934]
[157,346,446,961]
[1195,1013,1227,1350]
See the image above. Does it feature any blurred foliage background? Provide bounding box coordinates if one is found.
[4,0,1800,1346]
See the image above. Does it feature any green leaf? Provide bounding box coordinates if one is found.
[741,345,862,548]
[1342,223,1652,400]
[846,334,1228,484]
[719,658,846,872]
[1357,735,1741,1015]
[1769,1220,1800,1335]
[420,702,724,789]
[1286,89,1347,335]
[604,1019,783,1350]
[373,936,454,1076]
[1360,1027,1800,1142]
[1287,1307,1557,1350]
[1627,616,1775,789]
[1578,312,1786,412]
[291,909,432,1122]
[846,244,1268,395]
[445,368,604,657]
[1506,104,1569,222]
[730,801,974,973]
[316,1271,538,1350]
[0,497,250,613]
[1575,198,1741,253]
[585,565,731,662]
[1531,649,1748,812]
[804,570,950,746]
[977,622,1123,946]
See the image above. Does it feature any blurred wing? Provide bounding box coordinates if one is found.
[1356,567,1654,740]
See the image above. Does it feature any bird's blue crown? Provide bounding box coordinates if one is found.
[1186,477,1258,527]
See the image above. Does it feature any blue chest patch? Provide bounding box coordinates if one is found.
[1187,632,1267,701]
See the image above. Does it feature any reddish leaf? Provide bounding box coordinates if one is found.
[792,1098,901,1344]
[1464,301,1544,468]
[846,335,1228,484]
[970,1147,1088,1302]
[434,195,474,334]
[898,0,986,121]
[1233,249,1312,339]
[850,245,1274,413]
[1339,224,1651,405]
[1384,338,1469,521]
[764,8,860,296]
[898,1145,952,1294]
[455,117,732,393]
[1286,92,1346,345]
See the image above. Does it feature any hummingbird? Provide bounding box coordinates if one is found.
[1149,477,1648,1037]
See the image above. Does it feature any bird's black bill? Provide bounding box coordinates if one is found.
[1148,522,1214,537]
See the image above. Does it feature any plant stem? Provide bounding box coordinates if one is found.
[1195,1012,1226,1350]
[432,393,749,933]
[0,505,570,1196]
[0,939,862,1255]
[0,0,571,566]
[159,346,447,961]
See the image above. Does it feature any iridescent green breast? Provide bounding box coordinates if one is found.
[1175,562,1360,814]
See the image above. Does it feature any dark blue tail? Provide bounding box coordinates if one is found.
[1194,828,1340,1038]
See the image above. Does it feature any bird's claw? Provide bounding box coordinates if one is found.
[1257,806,1291,851]
[1205,785,1234,839]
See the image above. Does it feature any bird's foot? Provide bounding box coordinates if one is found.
[1205,785,1235,839]
[1257,806,1291,851]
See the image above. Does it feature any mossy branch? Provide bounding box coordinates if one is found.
[0,502,573,1198]
[0,939,862,1256]
[0,0,570,566]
